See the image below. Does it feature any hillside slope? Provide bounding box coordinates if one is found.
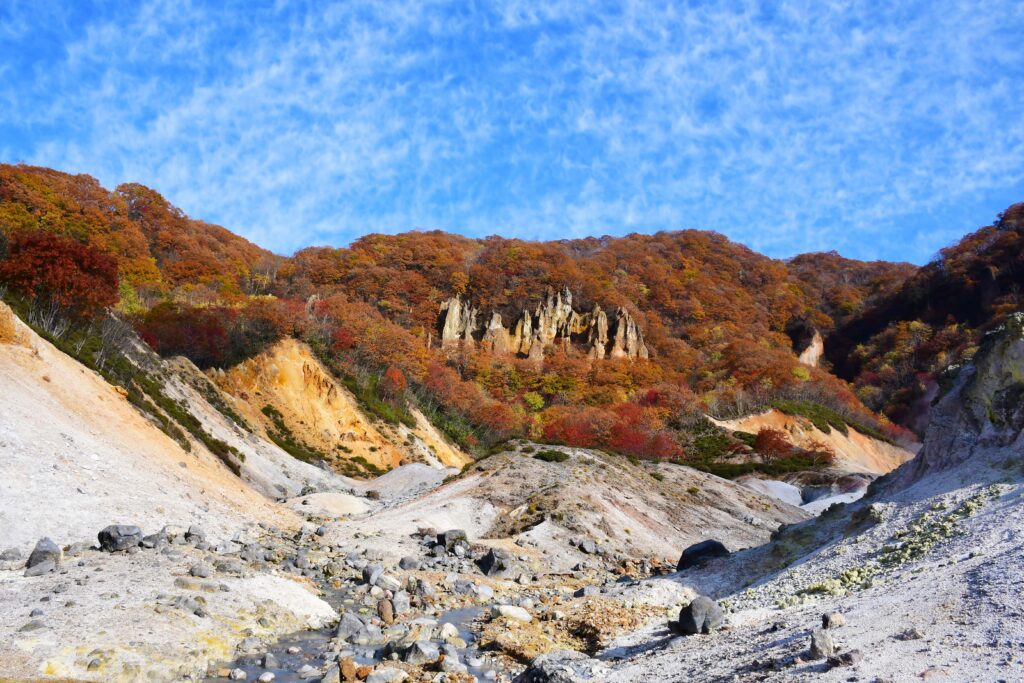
[587,312,1024,682]
[827,202,1024,429]
[320,445,810,574]
[0,303,296,550]
[210,338,472,474]
[714,409,914,476]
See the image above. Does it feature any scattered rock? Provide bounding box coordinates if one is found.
[190,563,214,578]
[365,667,407,683]
[827,649,864,668]
[439,622,461,643]
[513,649,611,682]
[439,529,467,550]
[0,547,21,561]
[492,604,532,623]
[896,627,925,641]
[578,539,598,555]
[185,525,206,544]
[363,564,385,586]
[398,556,419,570]
[377,598,395,625]
[477,547,514,576]
[24,560,56,577]
[809,628,835,659]
[822,611,847,629]
[403,640,440,665]
[27,538,62,568]
[229,668,247,680]
[674,596,724,635]
[97,525,143,552]
[677,539,729,570]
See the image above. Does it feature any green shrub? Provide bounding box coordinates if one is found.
[534,450,569,463]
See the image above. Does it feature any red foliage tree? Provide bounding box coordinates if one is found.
[754,427,793,460]
[0,231,118,319]
[136,302,232,368]
[379,365,408,401]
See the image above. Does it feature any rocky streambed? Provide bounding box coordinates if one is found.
[2,504,690,682]
[197,524,684,683]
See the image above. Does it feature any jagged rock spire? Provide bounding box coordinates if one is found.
[437,287,648,362]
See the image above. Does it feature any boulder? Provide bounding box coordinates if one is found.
[491,605,532,623]
[403,640,440,665]
[674,595,724,635]
[391,590,411,615]
[377,598,395,625]
[438,529,467,550]
[362,564,385,586]
[335,612,365,640]
[477,547,513,576]
[24,560,56,577]
[376,574,402,592]
[677,539,729,570]
[27,538,62,568]
[98,525,143,552]
[365,668,407,683]
[809,628,835,659]
[319,665,341,683]
[822,611,847,629]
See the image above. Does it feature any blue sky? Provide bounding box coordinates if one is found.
[1,1,1022,264]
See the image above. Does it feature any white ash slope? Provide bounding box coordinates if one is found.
[597,314,1024,683]
[0,304,299,552]
[0,304,341,680]
[321,446,809,574]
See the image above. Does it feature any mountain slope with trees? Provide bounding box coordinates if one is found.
[8,163,1004,472]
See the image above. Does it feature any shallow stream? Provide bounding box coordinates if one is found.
[204,582,502,682]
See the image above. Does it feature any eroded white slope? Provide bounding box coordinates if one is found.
[0,304,297,552]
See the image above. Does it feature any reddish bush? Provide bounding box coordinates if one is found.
[378,365,408,400]
[754,427,793,460]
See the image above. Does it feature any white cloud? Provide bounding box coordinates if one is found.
[0,0,1021,263]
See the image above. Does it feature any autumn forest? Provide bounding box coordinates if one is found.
[2,163,1021,473]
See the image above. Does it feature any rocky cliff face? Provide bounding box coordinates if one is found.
[797,329,824,367]
[885,312,1024,489]
[438,287,649,362]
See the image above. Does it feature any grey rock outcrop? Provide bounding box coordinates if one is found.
[438,286,648,362]
[439,295,480,350]
[883,311,1024,490]
[513,649,611,682]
